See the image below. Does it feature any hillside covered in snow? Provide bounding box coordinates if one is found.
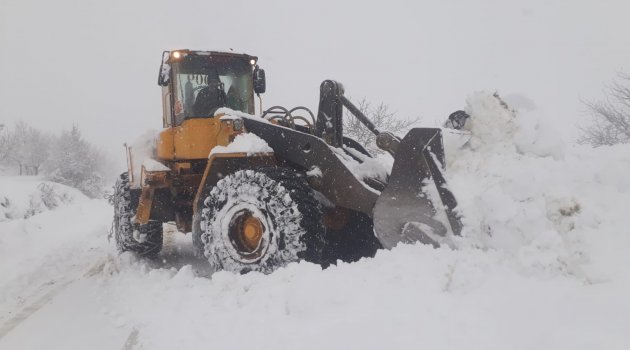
[0,93,629,349]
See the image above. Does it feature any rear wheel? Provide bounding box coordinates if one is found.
[199,167,325,274]
[113,172,163,257]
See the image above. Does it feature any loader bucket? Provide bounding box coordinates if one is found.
[373,128,462,249]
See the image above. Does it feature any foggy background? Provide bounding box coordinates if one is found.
[2,0,629,170]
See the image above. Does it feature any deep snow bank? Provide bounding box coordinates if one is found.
[1,93,629,349]
[0,177,81,222]
[448,92,630,284]
[0,177,112,323]
[91,92,630,349]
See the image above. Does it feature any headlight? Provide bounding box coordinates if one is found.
[233,118,244,131]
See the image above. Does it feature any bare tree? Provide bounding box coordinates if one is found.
[579,73,630,147]
[22,129,51,176]
[8,122,51,175]
[0,124,15,162]
[343,98,420,154]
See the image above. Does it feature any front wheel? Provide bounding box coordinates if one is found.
[198,168,325,274]
[112,172,163,257]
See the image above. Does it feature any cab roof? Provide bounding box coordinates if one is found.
[167,49,258,63]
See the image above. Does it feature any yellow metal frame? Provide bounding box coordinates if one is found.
[135,164,171,225]
[156,114,244,161]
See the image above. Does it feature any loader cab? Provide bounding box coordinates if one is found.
[158,50,258,127]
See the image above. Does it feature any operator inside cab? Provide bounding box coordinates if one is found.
[170,53,254,125]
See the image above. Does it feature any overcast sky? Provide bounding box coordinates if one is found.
[1,0,629,165]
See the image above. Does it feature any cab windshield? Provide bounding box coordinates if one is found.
[171,55,253,123]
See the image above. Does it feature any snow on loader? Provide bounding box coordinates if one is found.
[112,49,463,273]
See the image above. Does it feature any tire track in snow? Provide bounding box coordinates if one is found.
[121,328,140,350]
[0,258,108,340]
[0,279,74,339]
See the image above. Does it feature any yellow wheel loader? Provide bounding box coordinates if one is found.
[112,49,463,273]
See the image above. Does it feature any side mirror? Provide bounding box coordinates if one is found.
[157,51,170,87]
[253,66,266,94]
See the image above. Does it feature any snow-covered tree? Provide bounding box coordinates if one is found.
[0,124,15,163]
[13,122,51,175]
[1,122,110,196]
[0,122,51,175]
[343,98,420,154]
[46,125,106,198]
[579,73,630,147]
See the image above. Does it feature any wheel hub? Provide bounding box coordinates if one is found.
[228,210,265,257]
[242,215,263,251]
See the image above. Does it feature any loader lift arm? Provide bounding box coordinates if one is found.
[315,80,461,239]
[252,80,463,248]
[317,80,435,161]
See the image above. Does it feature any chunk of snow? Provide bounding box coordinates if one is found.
[215,107,272,124]
[463,91,518,152]
[209,133,273,157]
[142,159,170,172]
[331,145,388,184]
[458,92,564,160]
[306,166,322,178]
[219,115,242,121]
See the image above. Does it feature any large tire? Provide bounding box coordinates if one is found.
[199,167,325,274]
[113,172,163,257]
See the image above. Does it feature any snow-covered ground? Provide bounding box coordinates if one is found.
[1,94,630,349]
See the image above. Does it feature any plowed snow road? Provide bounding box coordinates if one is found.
[0,222,207,350]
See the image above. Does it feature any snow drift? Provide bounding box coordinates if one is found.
[0,178,111,327]
[1,92,630,349]
[92,92,630,349]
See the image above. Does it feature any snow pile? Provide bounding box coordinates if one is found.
[95,240,629,350]
[462,92,518,152]
[209,133,273,157]
[0,177,112,326]
[460,92,565,160]
[447,92,630,283]
[0,177,79,222]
